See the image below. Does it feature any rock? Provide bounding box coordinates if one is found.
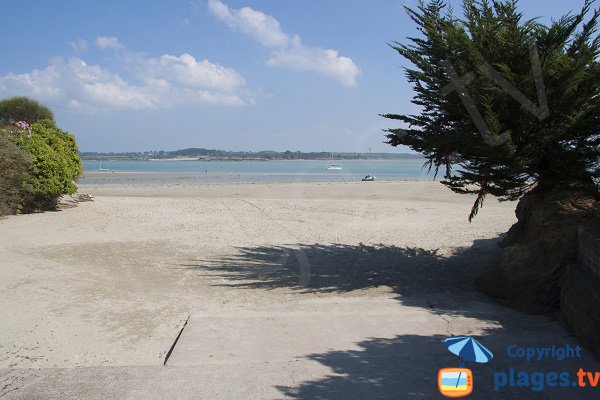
[561,261,600,360]
[56,194,79,209]
[77,193,94,202]
[476,181,600,313]
[55,193,94,210]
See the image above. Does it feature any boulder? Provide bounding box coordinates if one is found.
[77,193,94,202]
[56,193,94,210]
[476,182,600,313]
[561,260,600,360]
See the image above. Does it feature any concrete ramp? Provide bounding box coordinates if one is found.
[6,297,600,399]
[165,297,448,366]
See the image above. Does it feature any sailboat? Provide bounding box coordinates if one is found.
[98,161,110,171]
[325,153,343,170]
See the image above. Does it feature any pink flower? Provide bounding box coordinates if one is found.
[15,121,30,130]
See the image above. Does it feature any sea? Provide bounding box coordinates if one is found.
[82,159,435,183]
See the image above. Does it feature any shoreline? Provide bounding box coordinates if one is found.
[76,178,483,204]
[79,170,428,182]
[81,157,426,162]
[77,172,434,196]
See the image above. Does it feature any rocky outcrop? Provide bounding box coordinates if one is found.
[477,182,600,358]
[561,228,600,360]
[476,182,600,313]
[56,193,94,210]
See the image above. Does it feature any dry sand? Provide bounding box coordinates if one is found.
[0,178,516,369]
[4,177,600,399]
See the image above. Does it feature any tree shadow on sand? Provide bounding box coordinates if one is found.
[182,238,505,317]
[181,240,598,399]
[273,333,568,399]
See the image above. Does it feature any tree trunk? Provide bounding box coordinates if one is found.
[476,180,600,313]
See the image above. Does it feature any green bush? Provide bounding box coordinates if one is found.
[0,135,34,215]
[0,96,54,124]
[1,119,82,211]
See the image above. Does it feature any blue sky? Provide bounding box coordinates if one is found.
[0,0,587,152]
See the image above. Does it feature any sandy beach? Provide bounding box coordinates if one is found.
[2,177,511,367]
[2,176,599,399]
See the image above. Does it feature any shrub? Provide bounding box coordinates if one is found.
[0,135,34,215]
[1,119,82,210]
[0,96,54,125]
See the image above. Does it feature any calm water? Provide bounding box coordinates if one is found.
[83,159,432,183]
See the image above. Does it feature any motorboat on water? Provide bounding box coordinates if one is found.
[362,175,376,181]
[325,152,342,170]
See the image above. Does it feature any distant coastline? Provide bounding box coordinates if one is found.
[81,158,430,182]
[80,147,422,161]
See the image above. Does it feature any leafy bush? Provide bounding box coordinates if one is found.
[0,135,34,215]
[0,96,54,125]
[1,119,82,211]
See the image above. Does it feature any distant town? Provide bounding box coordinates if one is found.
[79,148,424,161]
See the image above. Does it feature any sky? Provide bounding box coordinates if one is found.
[0,0,588,153]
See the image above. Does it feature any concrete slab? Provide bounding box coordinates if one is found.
[4,296,600,399]
[166,298,448,366]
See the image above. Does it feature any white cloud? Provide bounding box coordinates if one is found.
[208,0,360,86]
[144,53,245,92]
[208,0,288,48]
[69,38,88,52]
[267,37,360,87]
[0,58,159,110]
[0,40,249,110]
[95,36,124,49]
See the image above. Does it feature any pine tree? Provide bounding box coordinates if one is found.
[384,0,600,310]
[385,0,599,220]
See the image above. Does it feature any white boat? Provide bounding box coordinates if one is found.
[362,175,376,181]
[98,161,115,172]
[325,153,342,170]
[98,161,110,171]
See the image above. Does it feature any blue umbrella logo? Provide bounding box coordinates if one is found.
[443,336,493,391]
[444,336,493,366]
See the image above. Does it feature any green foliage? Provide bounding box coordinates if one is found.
[0,96,54,124]
[1,118,82,210]
[0,136,34,215]
[383,0,600,220]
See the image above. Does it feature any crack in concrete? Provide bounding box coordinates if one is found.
[426,298,454,337]
[163,315,190,366]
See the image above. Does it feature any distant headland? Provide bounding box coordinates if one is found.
[79,148,423,161]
